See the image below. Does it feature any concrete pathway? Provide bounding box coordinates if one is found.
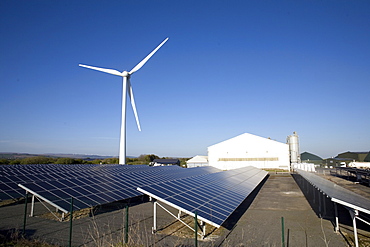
[215,174,348,247]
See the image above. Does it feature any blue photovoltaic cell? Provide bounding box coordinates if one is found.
[0,164,161,201]
[14,165,220,212]
[138,166,268,228]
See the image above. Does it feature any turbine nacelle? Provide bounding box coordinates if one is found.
[121,71,130,77]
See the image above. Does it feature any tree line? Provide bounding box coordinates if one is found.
[0,154,189,166]
[0,156,115,165]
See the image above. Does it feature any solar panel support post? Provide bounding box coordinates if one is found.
[195,211,198,247]
[349,209,359,247]
[69,197,73,247]
[124,205,129,244]
[334,202,339,233]
[306,177,309,194]
[318,189,322,217]
[154,201,204,237]
[30,194,35,217]
[152,200,157,234]
[200,221,206,239]
[323,193,327,217]
[22,192,28,236]
[195,219,206,239]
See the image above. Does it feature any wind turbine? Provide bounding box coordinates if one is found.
[79,38,169,164]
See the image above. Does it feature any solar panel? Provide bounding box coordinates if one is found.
[0,164,153,201]
[4,164,166,202]
[137,166,268,228]
[296,169,370,215]
[17,165,221,213]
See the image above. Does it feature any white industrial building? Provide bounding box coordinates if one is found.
[186,155,208,168]
[207,133,290,171]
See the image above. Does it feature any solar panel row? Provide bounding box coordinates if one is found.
[3,164,269,230]
[0,164,155,201]
[16,165,221,212]
[1,164,150,177]
[138,166,268,228]
[296,169,370,214]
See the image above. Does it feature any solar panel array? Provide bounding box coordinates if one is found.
[1,164,221,213]
[138,166,268,228]
[296,169,370,215]
[0,164,152,201]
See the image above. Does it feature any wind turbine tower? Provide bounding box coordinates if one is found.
[79,38,169,164]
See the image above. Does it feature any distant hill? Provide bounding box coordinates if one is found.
[44,153,115,160]
[0,152,116,160]
[0,152,44,159]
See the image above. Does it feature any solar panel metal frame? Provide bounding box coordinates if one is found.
[138,166,268,228]
[296,169,370,247]
[296,169,370,215]
[16,165,221,213]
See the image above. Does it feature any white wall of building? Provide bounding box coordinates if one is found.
[186,155,208,168]
[208,133,290,171]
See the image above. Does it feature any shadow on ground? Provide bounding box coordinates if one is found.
[222,174,269,231]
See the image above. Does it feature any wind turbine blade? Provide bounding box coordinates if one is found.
[129,37,169,74]
[79,64,123,76]
[127,78,141,131]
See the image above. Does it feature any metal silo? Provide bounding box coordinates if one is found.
[287,132,300,164]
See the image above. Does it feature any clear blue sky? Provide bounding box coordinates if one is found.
[1,0,369,159]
